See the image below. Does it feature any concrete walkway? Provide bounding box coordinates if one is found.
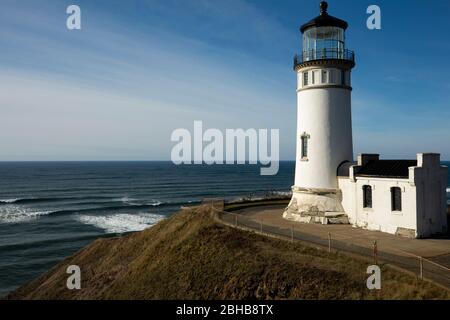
[223,204,450,289]
[237,205,450,260]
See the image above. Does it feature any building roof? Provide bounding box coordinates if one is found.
[356,160,417,178]
[337,161,357,177]
[300,1,348,33]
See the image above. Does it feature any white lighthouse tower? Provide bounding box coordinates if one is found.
[284,1,355,223]
[282,2,447,238]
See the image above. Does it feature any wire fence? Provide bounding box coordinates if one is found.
[205,200,450,290]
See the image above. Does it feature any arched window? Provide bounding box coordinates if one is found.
[391,187,402,211]
[363,185,372,208]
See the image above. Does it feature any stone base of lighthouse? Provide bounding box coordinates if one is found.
[283,187,349,225]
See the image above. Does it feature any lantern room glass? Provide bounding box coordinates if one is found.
[302,26,345,61]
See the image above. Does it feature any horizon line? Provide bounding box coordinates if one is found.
[0,160,449,163]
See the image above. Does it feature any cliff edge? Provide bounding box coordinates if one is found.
[6,206,448,300]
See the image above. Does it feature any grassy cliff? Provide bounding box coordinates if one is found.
[7,206,449,300]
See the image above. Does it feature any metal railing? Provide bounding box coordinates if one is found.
[208,202,450,290]
[294,48,355,69]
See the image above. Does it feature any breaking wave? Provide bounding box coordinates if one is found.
[0,199,21,204]
[115,196,138,204]
[230,190,292,203]
[0,196,166,209]
[0,196,112,205]
[0,205,53,224]
[75,213,165,234]
[115,196,164,207]
[0,198,198,224]
[271,191,293,197]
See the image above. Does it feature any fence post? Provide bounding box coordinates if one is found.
[328,232,331,253]
[419,257,423,280]
[235,214,238,227]
[291,225,294,242]
[260,219,263,234]
[373,240,378,265]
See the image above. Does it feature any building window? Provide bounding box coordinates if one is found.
[301,133,310,159]
[312,70,319,85]
[363,185,372,208]
[341,70,346,85]
[321,70,327,84]
[303,72,309,86]
[329,70,335,83]
[391,187,402,211]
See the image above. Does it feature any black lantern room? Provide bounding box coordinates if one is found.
[295,1,354,65]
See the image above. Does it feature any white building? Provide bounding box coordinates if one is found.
[284,2,448,238]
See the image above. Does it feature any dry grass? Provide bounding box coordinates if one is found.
[6,206,449,300]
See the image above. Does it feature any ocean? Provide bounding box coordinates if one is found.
[0,161,449,297]
[0,161,295,296]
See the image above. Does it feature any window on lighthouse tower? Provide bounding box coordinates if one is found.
[301,133,310,159]
[341,70,346,85]
[321,70,327,83]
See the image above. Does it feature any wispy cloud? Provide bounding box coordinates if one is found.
[0,0,297,160]
[0,0,449,160]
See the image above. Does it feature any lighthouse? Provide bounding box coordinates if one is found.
[284,1,355,223]
[282,2,447,238]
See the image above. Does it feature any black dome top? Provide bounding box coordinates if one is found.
[300,1,348,33]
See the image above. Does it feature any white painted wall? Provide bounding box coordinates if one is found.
[411,154,448,237]
[339,153,448,238]
[339,176,417,235]
[295,86,353,189]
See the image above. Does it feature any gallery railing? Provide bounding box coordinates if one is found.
[294,48,355,69]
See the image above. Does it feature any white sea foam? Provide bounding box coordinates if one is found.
[75,213,164,234]
[272,191,293,197]
[115,197,163,207]
[0,205,52,224]
[0,199,20,204]
[116,196,137,204]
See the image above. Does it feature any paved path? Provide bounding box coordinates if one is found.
[237,205,450,260]
[219,204,450,289]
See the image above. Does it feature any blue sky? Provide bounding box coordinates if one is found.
[0,0,449,161]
